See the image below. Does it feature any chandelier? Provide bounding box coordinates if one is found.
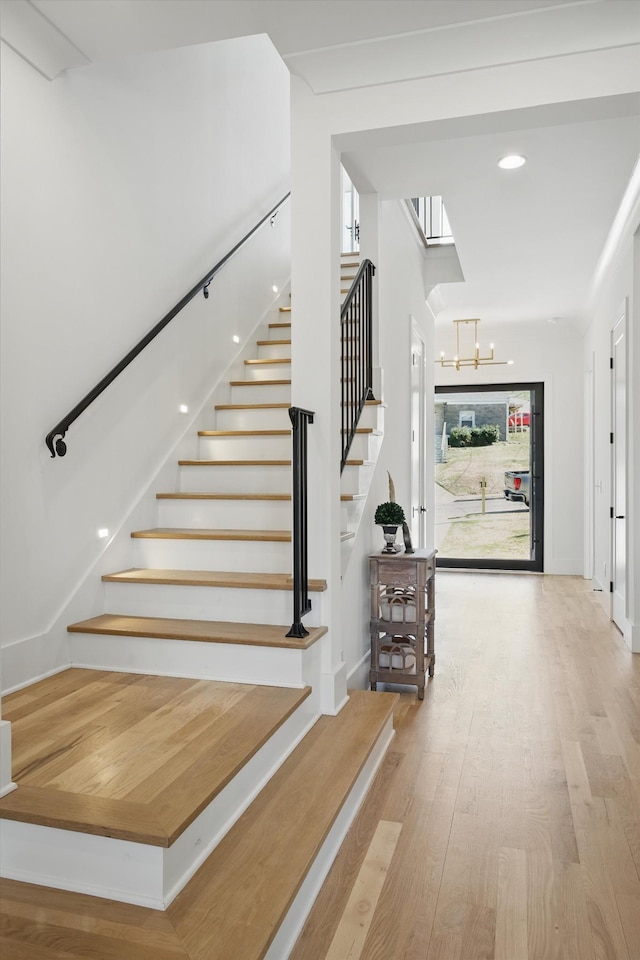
[436,319,513,371]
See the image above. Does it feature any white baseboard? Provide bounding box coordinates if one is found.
[2,634,70,695]
[0,721,16,798]
[545,559,583,575]
[347,651,371,690]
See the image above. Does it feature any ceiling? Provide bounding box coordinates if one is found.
[25,0,568,65]
[5,0,640,328]
[341,95,640,325]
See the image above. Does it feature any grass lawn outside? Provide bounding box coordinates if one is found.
[436,431,530,498]
[437,511,531,560]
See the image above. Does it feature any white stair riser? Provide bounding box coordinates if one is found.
[230,382,291,404]
[257,342,291,360]
[103,582,324,626]
[343,434,378,461]
[243,362,291,381]
[269,325,291,341]
[157,498,292,529]
[132,537,291,573]
[1,695,320,910]
[198,435,291,460]
[358,405,384,431]
[68,632,314,689]
[340,461,375,496]
[180,464,291,494]
[214,407,291,431]
[341,498,365,531]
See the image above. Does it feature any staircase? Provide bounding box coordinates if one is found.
[0,290,396,959]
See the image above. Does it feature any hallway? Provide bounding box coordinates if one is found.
[292,572,640,960]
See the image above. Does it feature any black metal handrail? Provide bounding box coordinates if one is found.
[340,258,375,472]
[287,406,314,639]
[45,192,291,458]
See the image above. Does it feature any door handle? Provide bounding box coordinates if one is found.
[616,515,625,519]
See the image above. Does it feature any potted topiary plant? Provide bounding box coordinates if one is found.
[374,500,406,553]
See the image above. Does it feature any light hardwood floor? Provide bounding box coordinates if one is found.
[291,572,640,960]
[1,573,638,959]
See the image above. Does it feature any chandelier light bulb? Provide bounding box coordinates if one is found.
[436,319,510,370]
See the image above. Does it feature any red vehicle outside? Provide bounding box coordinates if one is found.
[508,412,530,427]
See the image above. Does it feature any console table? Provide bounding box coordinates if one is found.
[369,548,436,700]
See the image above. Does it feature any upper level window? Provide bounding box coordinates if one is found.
[409,196,453,244]
[341,166,360,254]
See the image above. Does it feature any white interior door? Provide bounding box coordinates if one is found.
[611,311,627,631]
[411,324,427,548]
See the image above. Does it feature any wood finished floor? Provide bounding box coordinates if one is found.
[291,572,640,960]
[1,573,638,959]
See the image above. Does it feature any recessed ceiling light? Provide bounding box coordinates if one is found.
[498,154,526,170]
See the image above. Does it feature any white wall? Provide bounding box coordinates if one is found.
[0,35,291,681]
[289,44,640,700]
[342,199,434,688]
[434,316,584,575]
[582,161,640,650]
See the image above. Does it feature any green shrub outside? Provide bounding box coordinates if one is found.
[449,424,500,447]
[449,427,471,447]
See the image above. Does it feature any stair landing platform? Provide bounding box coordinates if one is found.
[0,687,397,959]
[0,669,317,909]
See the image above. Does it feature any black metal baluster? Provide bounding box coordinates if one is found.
[287,406,314,638]
[339,260,376,473]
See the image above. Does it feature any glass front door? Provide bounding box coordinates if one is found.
[434,383,544,571]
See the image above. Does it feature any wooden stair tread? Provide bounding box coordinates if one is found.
[0,669,312,846]
[67,614,327,650]
[244,357,291,365]
[130,528,291,542]
[278,306,291,313]
[268,322,291,328]
[179,459,291,467]
[197,429,291,437]
[102,569,327,592]
[214,402,291,411]
[157,493,292,500]
[0,691,396,960]
[228,379,291,387]
[344,459,374,467]
[341,494,366,501]
[256,339,291,346]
